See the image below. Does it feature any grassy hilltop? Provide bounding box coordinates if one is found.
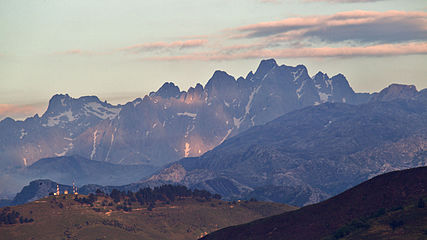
[0,187,296,240]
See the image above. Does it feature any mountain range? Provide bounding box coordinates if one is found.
[1,59,425,204]
[1,59,371,172]
[143,89,427,206]
[6,86,425,207]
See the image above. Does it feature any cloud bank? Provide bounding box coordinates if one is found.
[146,42,427,61]
[236,10,427,44]
[0,104,40,120]
[56,10,426,61]
[120,39,208,53]
[305,0,387,3]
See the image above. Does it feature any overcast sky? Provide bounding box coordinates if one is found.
[0,0,426,120]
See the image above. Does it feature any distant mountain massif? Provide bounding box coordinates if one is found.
[1,59,371,171]
[143,92,427,206]
[1,59,425,204]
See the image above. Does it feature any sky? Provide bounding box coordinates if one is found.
[0,0,426,120]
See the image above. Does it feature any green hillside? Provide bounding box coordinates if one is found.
[0,192,296,240]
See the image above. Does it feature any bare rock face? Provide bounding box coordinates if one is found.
[370,84,418,102]
[148,163,187,183]
[0,59,373,169]
[144,98,427,206]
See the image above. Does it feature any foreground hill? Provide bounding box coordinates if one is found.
[145,94,427,206]
[201,167,427,240]
[0,187,296,240]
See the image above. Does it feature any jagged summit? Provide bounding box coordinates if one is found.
[254,58,278,77]
[0,117,15,124]
[205,70,236,92]
[0,58,424,173]
[44,94,108,115]
[150,82,181,99]
[38,94,121,131]
[45,94,72,113]
[370,83,418,102]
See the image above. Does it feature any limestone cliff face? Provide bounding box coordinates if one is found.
[0,59,371,168]
[144,97,427,206]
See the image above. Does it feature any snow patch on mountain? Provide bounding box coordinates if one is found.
[84,102,120,120]
[184,143,191,157]
[55,142,73,157]
[177,112,197,118]
[43,110,75,127]
[19,129,27,140]
[246,86,261,115]
[220,128,233,144]
[233,117,242,129]
[105,128,116,161]
[90,130,98,160]
[319,92,330,102]
[292,68,305,82]
[296,81,305,99]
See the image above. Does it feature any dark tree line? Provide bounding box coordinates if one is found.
[72,185,221,212]
[109,184,221,206]
[0,207,33,225]
[74,193,97,206]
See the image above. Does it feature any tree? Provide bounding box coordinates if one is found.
[88,193,97,203]
[95,189,104,196]
[418,198,425,208]
[147,203,155,211]
[110,189,121,203]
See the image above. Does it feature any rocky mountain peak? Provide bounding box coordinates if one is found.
[313,71,329,84]
[45,94,72,114]
[0,117,15,125]
[254,59,278,77]
[205,70,236,92]
[150,82,181,99]
[186,83,204,102]
[2,58,412,175]
[44,94,106,117]
[295,64,308,73]
[371,84,418,102]
[245,71,254,81]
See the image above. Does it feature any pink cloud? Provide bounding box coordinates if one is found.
[305,0,386,2]
[145,42,427,61]
[120,39,208,53]
[55,39,208,56]
[53,10,426,62]
[0,104,40,120]
[234,10,427,44]
[260,0,280,3]
[53,49,113,56]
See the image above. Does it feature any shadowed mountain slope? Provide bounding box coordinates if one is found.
[145,95,427,206]
[0,59,371,170]
[201,167,427,240]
